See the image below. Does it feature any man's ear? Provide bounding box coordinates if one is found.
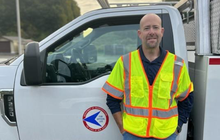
[137,30,142,39]
[161,28,165,36]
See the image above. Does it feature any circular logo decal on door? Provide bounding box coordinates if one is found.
[82,106,109,132]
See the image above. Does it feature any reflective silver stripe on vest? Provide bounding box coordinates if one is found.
[124,106,178,118]
[175,85,191,101]
[170,56,183,106]
[123,53,131,105]
[103,82,124,98]
[124,106,149,116]
[152,108,178,118]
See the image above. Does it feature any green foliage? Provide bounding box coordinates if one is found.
[0,0,17,36]
[0,0,80,41]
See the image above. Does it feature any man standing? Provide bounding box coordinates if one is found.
[102,13,193,140]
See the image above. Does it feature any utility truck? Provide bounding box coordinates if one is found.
[0,0,219,140]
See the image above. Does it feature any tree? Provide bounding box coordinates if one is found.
[0,0,17,36]
[0,0,80,41]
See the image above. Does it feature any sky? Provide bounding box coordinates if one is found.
[75,0,163,15]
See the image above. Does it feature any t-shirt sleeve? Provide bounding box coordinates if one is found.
[102,57,124,100]
[175,61,194,101]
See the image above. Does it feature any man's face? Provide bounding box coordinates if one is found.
[138,14,164,49]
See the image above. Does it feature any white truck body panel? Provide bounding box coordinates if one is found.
[191,55,220,140]
[0,118,19,140]
[0,65,19,140]
[203,57,220,139]
[0,65,18,88]
[0,112,19,140]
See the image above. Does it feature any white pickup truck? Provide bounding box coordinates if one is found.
[0,4,200,140]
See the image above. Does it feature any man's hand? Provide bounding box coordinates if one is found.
[113,111,124,134]
[175,130,179,135]
[176,125,182,134]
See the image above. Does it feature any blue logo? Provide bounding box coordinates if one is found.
[84,111,101,126]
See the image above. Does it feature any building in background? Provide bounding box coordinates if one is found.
[0,36,33,54]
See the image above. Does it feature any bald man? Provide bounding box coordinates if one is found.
[103,14,193,140]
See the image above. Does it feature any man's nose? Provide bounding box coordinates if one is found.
[148,28,155,35]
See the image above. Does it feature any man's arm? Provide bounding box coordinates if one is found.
[106,94,125,134]
[178,92,194,128]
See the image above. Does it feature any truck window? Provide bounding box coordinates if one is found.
[44,14,174,84]
[45,24,139,83]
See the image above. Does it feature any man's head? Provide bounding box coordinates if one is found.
[138,13,164,49]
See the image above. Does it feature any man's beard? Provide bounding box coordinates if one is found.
[145,37,160,48]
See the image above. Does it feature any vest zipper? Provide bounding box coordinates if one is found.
[146,85,153,136]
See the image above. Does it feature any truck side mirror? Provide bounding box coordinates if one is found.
[23,42,42,85]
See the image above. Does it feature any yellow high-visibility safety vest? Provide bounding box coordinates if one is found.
[102,49,193,139]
